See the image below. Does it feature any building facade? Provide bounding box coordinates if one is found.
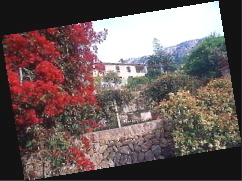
[93,63,148,87]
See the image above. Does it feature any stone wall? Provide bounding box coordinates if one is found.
[24,119,175,179]
[81,119,175,170]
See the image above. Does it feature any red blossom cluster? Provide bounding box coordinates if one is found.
[4,30,71,127]
[46,27,56,35]
[7,72,22,95]
[70,146,94,171]
[4,31,60,71]
[15,109,43,130]
[62,23,106,89]
[83,120,100,129]
[35,61,64,83]
[10,80,72,125]
[80,136,90,151]
[79,119,100,133]
[93,62,105,74]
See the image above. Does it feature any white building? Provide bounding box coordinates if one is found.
[93,62,148,86]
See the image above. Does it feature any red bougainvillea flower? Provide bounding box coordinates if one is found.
[35,61,64,83]
[3,22,107,171]
[46,28,56,35]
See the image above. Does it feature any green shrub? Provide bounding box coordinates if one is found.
[196,77,237,117]
[144,73,207,103]
[158,77,241,156]
[95,89,135,126]
[206,76,233,89]
[127,76,150,90]
[183,34,226,78]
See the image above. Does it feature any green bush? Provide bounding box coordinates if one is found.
[183,34,226,78]
[144,73,207,103]
[158,77,241,156]
[196,77,237,117]
[127,76,150,90]
[95,89,135,126]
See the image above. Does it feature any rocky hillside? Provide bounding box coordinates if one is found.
[124,38,205,64]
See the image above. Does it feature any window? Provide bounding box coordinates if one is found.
[135,66,146,73]
[126,66,131,72]
[116,65,120,73]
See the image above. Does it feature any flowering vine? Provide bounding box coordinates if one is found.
[3,22,108,178]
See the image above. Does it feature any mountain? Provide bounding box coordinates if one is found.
[123,56,150,64]
[164,38,205,64]
[124,38,205,64]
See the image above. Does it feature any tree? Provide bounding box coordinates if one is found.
[3,22,107,177]
[152,38,163,55]
[102,71,122,87]
[94,75,103,90]
[45,23,107,136]
[161,54,176,73]
[183,33,227,78]
[119,58,125,63]
[96,89,135,128]
[144,73,207,105]
[146,55,162,78]
[96,71,123,128]
[146,38,176,78]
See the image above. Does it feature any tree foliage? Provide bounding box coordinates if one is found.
[102,71,122,86]
[146,38,176,78]
[95,89,135,127]
[144,73,208,104]
[183,33,227,78]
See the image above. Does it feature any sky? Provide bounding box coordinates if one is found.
[92,1,224,63]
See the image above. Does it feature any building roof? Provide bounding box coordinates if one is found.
[102,62,146,66]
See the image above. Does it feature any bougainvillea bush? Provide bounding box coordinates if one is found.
[3,23,107,179]
[158,77,241,156]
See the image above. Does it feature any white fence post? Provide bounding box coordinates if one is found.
[19,67,23,85]
[113,99,121,128]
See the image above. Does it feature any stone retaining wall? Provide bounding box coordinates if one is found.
[80,119,175,170]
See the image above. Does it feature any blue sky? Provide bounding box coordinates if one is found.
[92,1,224,63]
